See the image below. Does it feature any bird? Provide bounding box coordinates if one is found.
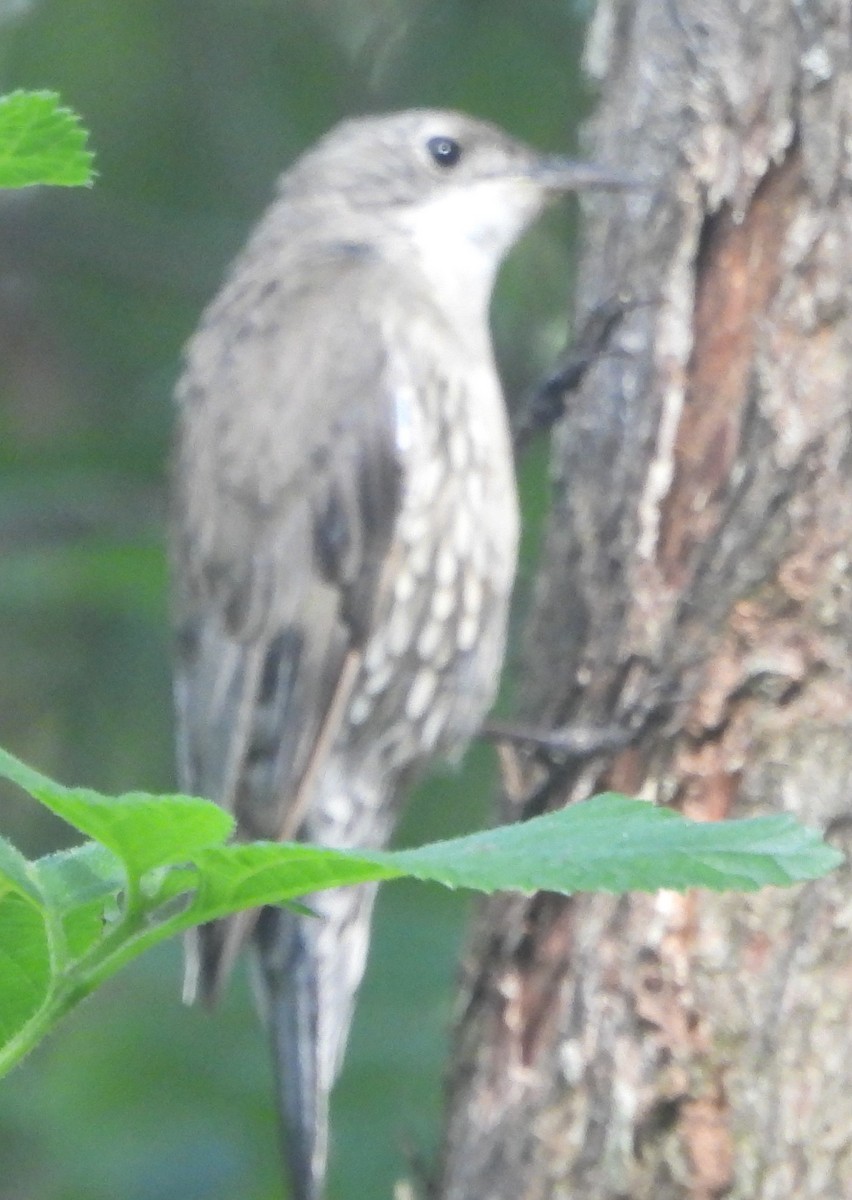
[170,108,631,1200]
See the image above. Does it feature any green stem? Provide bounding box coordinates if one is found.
[0,902,189,1078]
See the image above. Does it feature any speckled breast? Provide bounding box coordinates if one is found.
[342,351,520,779]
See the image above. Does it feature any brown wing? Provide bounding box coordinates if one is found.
[171,238,401,1000]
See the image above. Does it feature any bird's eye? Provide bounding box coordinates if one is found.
[427,136,462,168]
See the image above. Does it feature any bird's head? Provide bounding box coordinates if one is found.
[282,109,634,279]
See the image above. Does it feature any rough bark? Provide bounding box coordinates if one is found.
[438,3,852,1198]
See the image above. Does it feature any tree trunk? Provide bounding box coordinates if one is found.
[438,3,852,1198]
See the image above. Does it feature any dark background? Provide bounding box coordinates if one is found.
[0,3,591,1196]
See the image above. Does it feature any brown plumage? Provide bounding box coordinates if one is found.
[171,108,631,1200]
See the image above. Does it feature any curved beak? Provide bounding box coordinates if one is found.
[530,155,644,192]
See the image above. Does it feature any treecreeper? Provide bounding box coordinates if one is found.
[171,108,630,1200]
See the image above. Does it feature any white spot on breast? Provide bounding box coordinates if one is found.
[417,614,445,661]
[393,381,419,455]
[400,509,431,549]
[435,545,457,589]
[393,565,416,606]
[363,655,395,697]
[406,666,438,721]
[463,572,483,616]
[431,582,457,623]
[416,455,444,506]
[420,700,450,752]
[363,632,387,674]
[464,469,485,509]
[457,608,482,652]
[453,506,472,558]
[448,425,470,472]
[385,598,416,658]
[347,691,373,726]
[408,535,434,578]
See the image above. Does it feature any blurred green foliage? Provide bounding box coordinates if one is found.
[0,2,592,1196]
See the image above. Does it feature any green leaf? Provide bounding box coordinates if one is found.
[0,745,61,797]
[173,797,842,927]
[0,835,44,906]
[35,843,124,911]
[32,791,234,880]
[0,894,50,1042]
[381,795,843,894]
[34,844,125,957]
[0,89,94,188]
[0,747,234,878]
[59,899,114,961]
[187,843,402,922]
[0,746,841,1081]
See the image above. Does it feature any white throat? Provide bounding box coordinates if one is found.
[393,177,543,331]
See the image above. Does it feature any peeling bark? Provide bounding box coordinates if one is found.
[438,4,852,1198]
